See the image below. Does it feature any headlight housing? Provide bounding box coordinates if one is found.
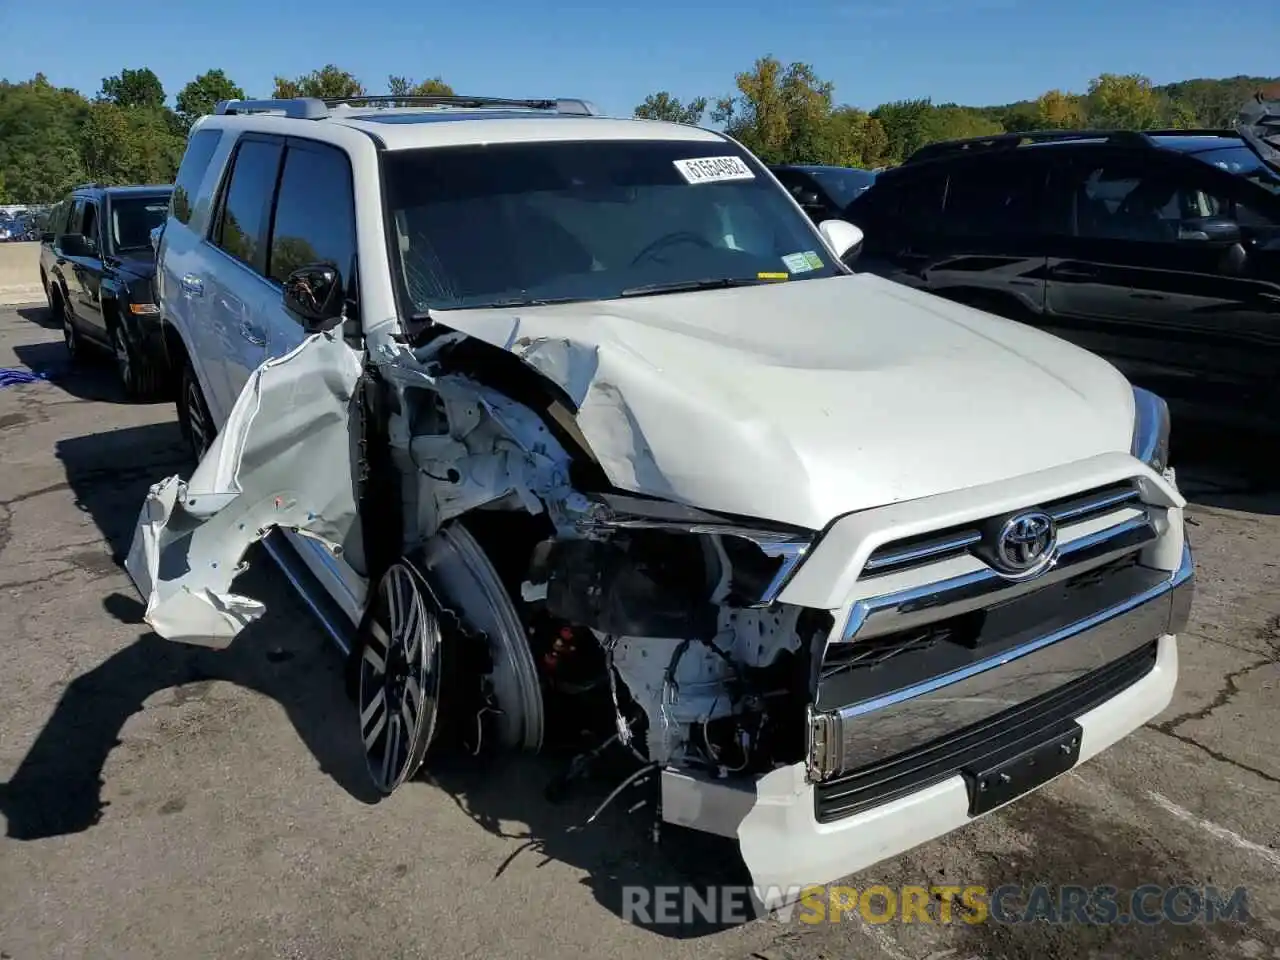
[1130,386,1171,473]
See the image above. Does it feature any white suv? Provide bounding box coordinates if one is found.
[127,94,1194,900]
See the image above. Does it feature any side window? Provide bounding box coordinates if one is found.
[172,129,223,225]
[1073,160,1231,243]
[940,160,1045,237]
[66,198,86,235]
[80,202,100,252]
[267,142,357,291]
[212,138,284,274]
[894,172,947,235]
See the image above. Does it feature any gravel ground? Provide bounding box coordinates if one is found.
[1,302,1278,960]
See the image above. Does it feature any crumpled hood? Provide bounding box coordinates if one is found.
[432,274,1136,530]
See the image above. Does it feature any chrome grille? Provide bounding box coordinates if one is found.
[862,480,1142,579]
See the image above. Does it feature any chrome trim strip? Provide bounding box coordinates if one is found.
[840,515,1154,642]
[863,532,982,572]
[808,542,1193,781]
[1050,487,1139,522]
[263,533,352,656]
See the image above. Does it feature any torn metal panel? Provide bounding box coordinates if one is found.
[429,275,1137,530]
[125,333,364,647]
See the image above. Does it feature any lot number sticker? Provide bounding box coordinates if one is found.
[673,156,756,184]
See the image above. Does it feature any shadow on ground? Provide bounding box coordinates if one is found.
[15,305,58,330]
[0,423,382,845]
[1,420,750,937]
[1172,421,1280,517]
[11,340,129,404]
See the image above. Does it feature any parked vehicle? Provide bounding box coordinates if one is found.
[39,184,175,397]
[770,164,877,223]
[843,114,1280,433]
[126,94,1191,899]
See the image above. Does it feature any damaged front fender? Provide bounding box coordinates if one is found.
[126,333,364,647]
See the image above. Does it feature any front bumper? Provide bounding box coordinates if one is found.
[660,544,1192,894]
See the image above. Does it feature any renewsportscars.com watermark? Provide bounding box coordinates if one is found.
[622,884,1250,926]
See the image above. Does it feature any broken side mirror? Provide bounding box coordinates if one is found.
[283,263,345,331]
[818,219,864,263]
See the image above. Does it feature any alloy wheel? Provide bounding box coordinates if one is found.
[358,561,443,794]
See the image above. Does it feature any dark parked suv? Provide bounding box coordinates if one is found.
[844,120,1280,431]
[39,183,174,398]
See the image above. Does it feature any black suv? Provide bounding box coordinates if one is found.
[39,183,174,398]
[844,118,1280,432]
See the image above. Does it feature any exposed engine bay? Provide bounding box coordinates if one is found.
[126,324,829,806]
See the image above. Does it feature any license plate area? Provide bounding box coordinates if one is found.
[962,720,1082,816]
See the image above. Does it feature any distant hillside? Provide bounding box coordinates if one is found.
[969,75,1280,132]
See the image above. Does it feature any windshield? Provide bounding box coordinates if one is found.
[1189,145,1280,196]
[383,139,842,312]
[807,167,877,207]
[110,195,171,252]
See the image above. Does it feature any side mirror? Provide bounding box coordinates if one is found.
[818,219,865,262]
[1177,217,1242,245]
[282,263,345,330]
[57,233,92,257]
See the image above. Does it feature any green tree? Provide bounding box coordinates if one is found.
[98,67,166,109]
[0,76,90,202]
[273,65,365,99]
[387,75,454,98]
[712,56,791,162]
[1032,89,1086,129]
[634,91,708,125]
[176,69,246,127]
[869,99,935,164]
[81,102,184,185]
[924,105,1004,142]
[1086,73,1163,130]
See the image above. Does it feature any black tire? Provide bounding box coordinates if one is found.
[110,322,161,400]
[177,358,215,463]
[57,289,84,365]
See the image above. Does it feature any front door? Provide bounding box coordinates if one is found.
[66,198,108,345]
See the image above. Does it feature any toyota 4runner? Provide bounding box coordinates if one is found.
[126,94,1194,902]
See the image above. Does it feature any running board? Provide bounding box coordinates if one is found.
[261,531,357,656]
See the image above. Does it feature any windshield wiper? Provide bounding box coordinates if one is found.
[619,277,780,298]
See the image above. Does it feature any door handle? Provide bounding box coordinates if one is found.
[239,320,266,347]
[180,274,204,297]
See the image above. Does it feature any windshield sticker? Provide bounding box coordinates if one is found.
[672,156,756,185]
[757,272,789,281]
[782,251,824,274]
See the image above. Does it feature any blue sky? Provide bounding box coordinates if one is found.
[2,0,1277,117]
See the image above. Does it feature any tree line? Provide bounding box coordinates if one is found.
[636,59,1280,169]
[1,60,1276,203]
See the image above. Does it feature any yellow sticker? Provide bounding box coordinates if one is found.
[757,272,789,281]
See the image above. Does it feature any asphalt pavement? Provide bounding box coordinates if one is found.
[1,302,1278,959]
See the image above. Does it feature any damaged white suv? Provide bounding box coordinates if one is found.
[128,94,1194,897]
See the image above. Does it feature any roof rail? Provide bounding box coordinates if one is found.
[72,182,105,191]
[214,95,600,120]
[904,128,1154,164]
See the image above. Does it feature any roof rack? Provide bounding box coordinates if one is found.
[903,126,1244,165]
[213,95,600,120]
[72,182,105,191]
[904,129,1155,164]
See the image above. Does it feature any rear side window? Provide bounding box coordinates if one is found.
[267,142,357,288]
[172,129,222,225]
[213,138,283,273]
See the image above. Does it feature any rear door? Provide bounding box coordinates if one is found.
[203,135,283,417]
[1045,149,1280,413]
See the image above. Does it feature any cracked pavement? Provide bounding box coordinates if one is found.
[1,302,1279,959]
